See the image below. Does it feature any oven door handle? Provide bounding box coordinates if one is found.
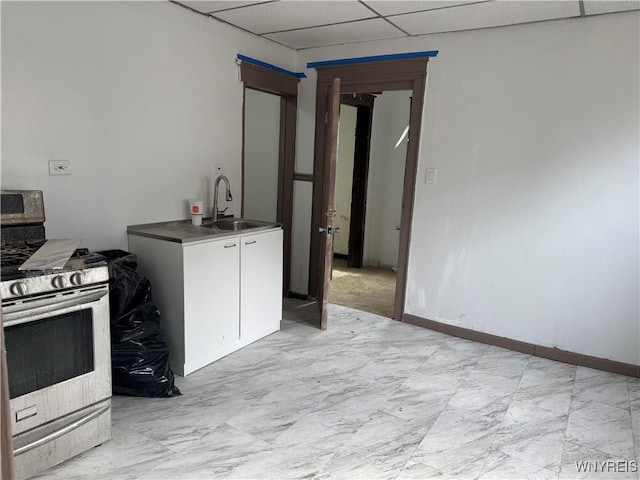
[2,289,108,326]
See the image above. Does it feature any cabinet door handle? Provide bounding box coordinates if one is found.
[224,243,237,248]
[244,240,257,245]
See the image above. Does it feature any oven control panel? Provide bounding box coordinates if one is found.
[0,266,109,300]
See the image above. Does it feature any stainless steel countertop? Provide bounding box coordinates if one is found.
[127,218,282,244]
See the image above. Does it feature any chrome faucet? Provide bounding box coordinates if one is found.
[213,174,233,223]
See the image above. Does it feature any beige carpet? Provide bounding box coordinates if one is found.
[328,258,396,318]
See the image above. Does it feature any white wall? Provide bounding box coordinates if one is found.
[243,88,280,223]
[1,1,295,250]
[334,104,357,255]
[295,13,640,365]
[364,91,411,268]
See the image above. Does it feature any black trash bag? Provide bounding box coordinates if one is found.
[98,250,181,397]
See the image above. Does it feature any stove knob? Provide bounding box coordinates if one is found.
[10,282,28,296]
[70,272,85,286]
[51,276,67,289]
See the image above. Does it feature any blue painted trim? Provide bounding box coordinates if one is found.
[306,50,439,69]
[237,54,306,79]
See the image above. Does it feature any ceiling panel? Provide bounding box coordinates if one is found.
[583,1,640,15]
[179,1,272,14]
[362,0,489,17]
[264,18,406,49]
[391,0,581,35]
[173,0,638,50]
[213,0,375,34]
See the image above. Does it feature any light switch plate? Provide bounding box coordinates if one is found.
[425,168,437,184]
[49,160,72,175]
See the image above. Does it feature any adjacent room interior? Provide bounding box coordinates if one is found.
[328,91,413,319]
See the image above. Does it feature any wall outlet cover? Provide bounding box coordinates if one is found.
[49,160,72,175]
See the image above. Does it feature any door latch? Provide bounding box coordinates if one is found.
[319,226,340,235]
[323,209,337,219]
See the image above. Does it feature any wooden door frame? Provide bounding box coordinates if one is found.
[240,61,299,295]
[338,94,374,268]
[309,58,429,320]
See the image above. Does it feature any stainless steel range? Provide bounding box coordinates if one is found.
[1,190,112,480]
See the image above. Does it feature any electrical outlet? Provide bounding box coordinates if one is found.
[214,163,224,174]
[49,160,72,175]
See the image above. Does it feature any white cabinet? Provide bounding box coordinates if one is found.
[127,227,282,376]
[183,238,240,368]
[240,229,283,341]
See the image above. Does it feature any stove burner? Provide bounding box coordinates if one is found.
[1,241,90,268]
[2,240,45,267]
[1,241,105,283]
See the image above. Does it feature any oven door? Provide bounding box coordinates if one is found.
[2,283,111,437]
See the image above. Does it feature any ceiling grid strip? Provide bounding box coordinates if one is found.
[358,1,411,36]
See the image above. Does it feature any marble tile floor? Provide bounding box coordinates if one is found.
[37,300,639,480]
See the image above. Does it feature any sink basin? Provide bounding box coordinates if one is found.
[207,219,266,231]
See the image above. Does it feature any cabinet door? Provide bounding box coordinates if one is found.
[183,238,240,364]
[240,229,283,340]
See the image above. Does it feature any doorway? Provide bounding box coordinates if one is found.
[335,93,374,269]
[309,58,429,327]
[239,60,300,295]
[328,91,412,319]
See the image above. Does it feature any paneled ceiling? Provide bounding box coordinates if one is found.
[173,0,640,50]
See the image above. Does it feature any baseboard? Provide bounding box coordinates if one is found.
[403,313,640,378]
[333,253,348,260]
[532,345,639,378]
